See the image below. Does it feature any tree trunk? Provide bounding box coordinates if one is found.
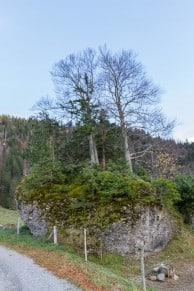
[122,126,133,171]
[119,112,133,171]
[89,134,99,166]
[101,145,106,170]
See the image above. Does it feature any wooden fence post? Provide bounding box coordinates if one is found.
[53,226,58,245]
[140,243,146,291]
[17,218,20,236]
[84,228,87,262]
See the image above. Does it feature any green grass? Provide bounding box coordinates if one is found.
[0,228,140,290]
[0,205,140,290]
[0,205,193,290]
[2,225,193,291]
[0,206,22,225]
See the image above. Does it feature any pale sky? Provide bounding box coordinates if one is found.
[1,0,194,142]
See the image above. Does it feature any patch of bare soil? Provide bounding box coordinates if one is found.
[146,258,194,291]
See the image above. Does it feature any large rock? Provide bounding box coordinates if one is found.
[17,201,179,255]
[17,201,49,238]
[147,263,177,282]
[101,205,178,255]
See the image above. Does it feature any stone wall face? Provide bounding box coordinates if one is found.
[17,201,49,237]
[102,205,178,255]
[17,201,179,255]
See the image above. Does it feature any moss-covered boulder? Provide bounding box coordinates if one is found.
[101,204,179,255]
[15,164,182,253]
[17,201,49,238]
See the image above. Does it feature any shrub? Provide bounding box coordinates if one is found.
[175,175,194,209]
[152,178,181,209]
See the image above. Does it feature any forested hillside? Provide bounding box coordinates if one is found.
[0,116,31,208]
[1,113,194,212]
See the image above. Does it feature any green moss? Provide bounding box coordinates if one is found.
[16,164,181,243]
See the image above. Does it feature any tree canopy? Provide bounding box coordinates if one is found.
[37,47,175,170]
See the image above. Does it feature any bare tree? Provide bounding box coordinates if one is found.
[39,48,100,166]
[99,47,175,170]
[36,47,175,170]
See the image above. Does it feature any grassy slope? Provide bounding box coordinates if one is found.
[0,206,140,290]
[0,206,21,225]
[0,229,140,290]
[0,206,193,290]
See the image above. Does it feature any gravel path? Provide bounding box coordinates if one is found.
[0,245,80,291]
